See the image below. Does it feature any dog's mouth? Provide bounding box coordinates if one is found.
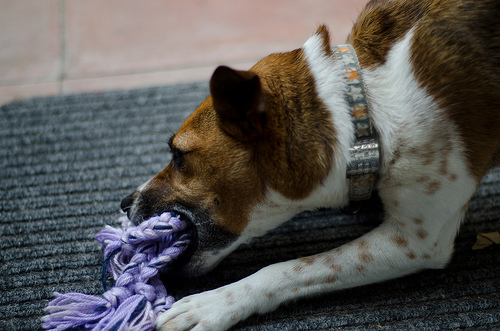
[158,205,200,272]
[162,204,242,277]
[124,196,240,277]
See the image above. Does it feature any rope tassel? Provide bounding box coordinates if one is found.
[42,212,193,331]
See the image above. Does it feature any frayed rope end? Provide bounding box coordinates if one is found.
[43,212,193,331]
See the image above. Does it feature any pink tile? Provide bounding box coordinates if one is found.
[0,0,61,83]
[0,81,59,106]
[65,0,369,78]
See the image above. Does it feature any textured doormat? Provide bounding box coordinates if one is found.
[1,82,499,330]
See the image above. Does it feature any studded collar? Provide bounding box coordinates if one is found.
[332,45,380,201]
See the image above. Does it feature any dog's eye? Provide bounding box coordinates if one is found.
[171,147,185,169]
[168,135,187,170]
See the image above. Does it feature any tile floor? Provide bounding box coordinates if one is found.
[0,0,369,106]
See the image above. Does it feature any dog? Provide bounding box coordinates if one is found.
[119,0,500,329]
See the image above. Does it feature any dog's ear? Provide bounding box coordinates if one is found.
[315,24,332,55]
[210,65,265,142]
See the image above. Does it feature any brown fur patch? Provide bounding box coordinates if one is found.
[248,48,337,200]
[413,218,424,225]
[323,255,335,265]
[417,228,429,240]
[147,107,266,235]
[406,251,417,260]
[300,257,316,265]
[326,275,338,283]
[324,255,343,272]
[391,234,409,248]
[357,239,369,250]
[418,143,437,166]
[330,264,343,273]
[359,252,374,263]
[349,0,500,180]
[293,265,303,273]
[416,176,430,183]
[439,158,449,176]
[348,0,428,67]
[316,25,333,57]
[225,292,235,305]
[409,0,500,180]
[425,180,442,195]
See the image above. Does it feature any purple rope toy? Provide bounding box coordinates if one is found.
[42,212,194,331]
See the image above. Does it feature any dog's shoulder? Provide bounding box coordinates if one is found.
[349,0,500,69]
[350,0,500,179]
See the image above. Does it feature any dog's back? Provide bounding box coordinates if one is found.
[350,0,500,177]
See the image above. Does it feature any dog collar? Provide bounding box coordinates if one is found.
[332,45,380,201]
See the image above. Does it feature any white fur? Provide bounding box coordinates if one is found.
[240,33,358,241]
[364,29,477,267]
[158,29,479,331]
[302,34,353,172]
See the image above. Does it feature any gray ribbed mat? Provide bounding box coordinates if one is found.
[1,82,499,330]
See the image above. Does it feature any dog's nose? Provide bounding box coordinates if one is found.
[120,193,135,214]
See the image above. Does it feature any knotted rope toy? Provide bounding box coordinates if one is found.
[42,212,194,331]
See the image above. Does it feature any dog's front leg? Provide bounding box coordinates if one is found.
[156,209,461,331]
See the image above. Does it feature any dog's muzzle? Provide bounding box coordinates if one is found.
[120,193,135,219]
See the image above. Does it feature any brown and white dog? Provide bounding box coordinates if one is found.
[120,0,500,329]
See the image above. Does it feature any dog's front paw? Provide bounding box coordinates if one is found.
[156,286,255,331]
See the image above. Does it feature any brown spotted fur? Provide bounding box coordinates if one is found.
[349,0,500,180]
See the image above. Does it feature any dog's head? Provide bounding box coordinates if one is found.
[121,26,348,276]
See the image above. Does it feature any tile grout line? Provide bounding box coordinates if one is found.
[58,0,67,96]
[61,59,260,81]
